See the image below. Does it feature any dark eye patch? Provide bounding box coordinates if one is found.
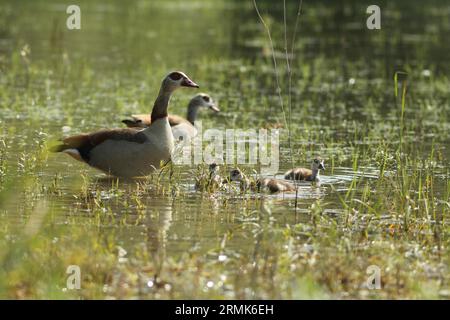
[169,72,183,81]
[202,96,210,102]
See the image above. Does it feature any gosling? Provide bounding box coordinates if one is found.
[195,163,222,191]
[284,158,325,183]
[229,168,296,193]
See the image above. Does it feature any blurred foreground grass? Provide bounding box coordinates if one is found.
[0,0,449,299]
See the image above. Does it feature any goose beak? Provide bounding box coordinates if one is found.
[209,104,220,112]
[181,77,199,88]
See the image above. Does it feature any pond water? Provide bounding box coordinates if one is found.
[0,0,449,299]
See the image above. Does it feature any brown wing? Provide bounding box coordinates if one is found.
[277,180,296,192]
[56,128,147,162]
[168,114,189,126]
[122,114,152,128]
[122,114,188,128]
[260,178,295,193]
[284,168,312,180]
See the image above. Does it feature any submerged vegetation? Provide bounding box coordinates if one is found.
[0,0,449,299]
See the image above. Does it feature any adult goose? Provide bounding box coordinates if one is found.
[123,93,218,142]
[52,71,199,178]
[284,158,325,183]
[122,93,219,129]
[229,168,296,193]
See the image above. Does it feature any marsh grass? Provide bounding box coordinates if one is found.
[0,0,449,299]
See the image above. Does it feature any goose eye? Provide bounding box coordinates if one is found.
[169,72,182,81]
[202,96,210,102]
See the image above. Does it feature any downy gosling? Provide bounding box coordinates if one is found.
[284,158,325,183]
[229,168,296,193]
[195,163,223,191]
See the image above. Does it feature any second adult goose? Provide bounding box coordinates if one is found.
[122,93,219,128]
[51,71,199,178]
[123,93,218,142]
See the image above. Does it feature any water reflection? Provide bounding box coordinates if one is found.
[0,0,449,298]
[145,202,173,280]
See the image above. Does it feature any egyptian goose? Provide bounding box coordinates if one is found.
[123,93,218,142]
[229,168,296,193]
[284,158,325,182]
[51,71,199,177]
[122,93,219,128]
[195,163,223,191]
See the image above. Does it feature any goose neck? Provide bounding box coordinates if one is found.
[151,86,174,123]
[186,100,200,125]
[311,168,319,180]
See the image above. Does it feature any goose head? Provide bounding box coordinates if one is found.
[186,93,220,124]
[194,93,220,113]
[152,71,199,123]
[311,158,325,171]
[209,162,219,173]
[229,168,244,182]
[162,71,199,92]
